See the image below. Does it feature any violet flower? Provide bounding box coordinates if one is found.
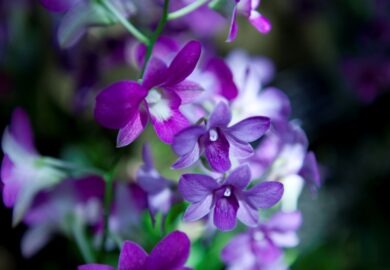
[1,108,65,225]
[95,40,203,146]
[79,230,192,270]
[209,0,271,42]
[172,102,270,172]
[221,211,302,270]
[136,144,173,218]
[40,0,135,48]
[22,175,105,257]
[178,165,283,231]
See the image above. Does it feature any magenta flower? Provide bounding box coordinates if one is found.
[79,231,191,270]
[1,108,65,225]
[136,144,173,217]
[172,102,270,172]
[210,0,271,42]
[179,165,283,231]
[95,40,203,146]
[221,211,302,269]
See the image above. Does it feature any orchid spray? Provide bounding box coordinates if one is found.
[1,0,321,269]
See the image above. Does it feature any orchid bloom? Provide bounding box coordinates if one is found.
[79,231,192,270]
[136,144,173,217]
[221,211,302,270]
[1,108,65,225]
[172,102,270,172]
[95,40,203,146]
[209,0,271,42]
[179,165,283,231]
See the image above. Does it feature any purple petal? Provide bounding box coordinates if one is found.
[150,108,189,144]
[221,233,251,263]
[1,155,14,184]
[225,165,251,190]
[205,130,231,173]
[118,241,148,270]
[117,109,148,147]
[208,102,231,129]
[226,134,254,159]
[142,143,154,170]
[246,181,284,209]
[183,194,213,222]
[78,264,115,270]
[163,41,202,86]
[172,125,207,156]
[165,80,204,104]
[142,57,169,90]
[299,152,321,189]
[269,231,299,248]
[227,116,270,142]
[172,142,201,170]
[10,108,36,154]
[178,174,218,203]
[267,211,302,232]
[40,0,77,12]
[205,58,238,100]
[249,11,272,34]
[147,231,190,270]
[237,200,259,227]
[226,7,238,42]
[252,241,282,265]
[3,179,21,208]
[258,87,291,121]
[95,81,147,129]
[213,196,239,231]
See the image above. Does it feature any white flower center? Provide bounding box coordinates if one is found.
[253,231,264,241]
[224,187,231,197]
[146,89,172,122]
[209,128,218,141]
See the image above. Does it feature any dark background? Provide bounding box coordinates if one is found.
[1,0,390,269]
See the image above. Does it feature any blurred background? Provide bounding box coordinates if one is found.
[1,0,389,269]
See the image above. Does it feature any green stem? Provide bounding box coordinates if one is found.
[167,0,208,20]
[72,221,95,263]
[140,0,170,78]
[97,168,116,261]
[101,0,150,45]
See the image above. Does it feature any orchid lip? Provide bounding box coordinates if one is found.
[146,88,172,122]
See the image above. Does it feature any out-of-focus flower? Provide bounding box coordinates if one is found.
[22,175,105,257]
[137,144,173,218]
[172,102,270,172]
[221,211,302,270]
[248,122,320,211]
[1,108,65,225]
[79,230,192,270]
[40,0,136,48]
[95,40,203,146]
[179,165,283,231]
[209,0,271,42]
[226,50,290,125]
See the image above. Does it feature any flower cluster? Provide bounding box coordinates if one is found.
[1,0,321,269]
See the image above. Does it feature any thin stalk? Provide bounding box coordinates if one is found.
[72,222,95,263]
[167,0,208,20]
[97,168,116,261]
[42,157,104,175]
[140,0,170,78]
[101,0,150,45]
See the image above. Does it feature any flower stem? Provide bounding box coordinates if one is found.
[72,221,95,263]
[167,0,208,20]
[101,0,150,45]
[42,157,104,176]
[97,165,117,261]
[140,0,170,78]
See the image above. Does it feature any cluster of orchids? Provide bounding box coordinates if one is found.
[1,0,321,269]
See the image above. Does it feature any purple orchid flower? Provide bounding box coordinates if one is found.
[221,211,302,270]
[136,144,173,217]
[40,0,135,48]
[79,230,192,270]
[172,102,270,172]
[95,40,203,146]
[1,108,65,225]
[178,165,283,231]
[210,0,271,42]
[21,175,105,257]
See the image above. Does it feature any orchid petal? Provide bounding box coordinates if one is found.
[183,194,213,222]
[117,109,148,147]
[118,241,148,270]
[225,164,251,189]
[179,174,218,203]
[246,181,283,209]
[227,116,270,142]
[208,102,231,129]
